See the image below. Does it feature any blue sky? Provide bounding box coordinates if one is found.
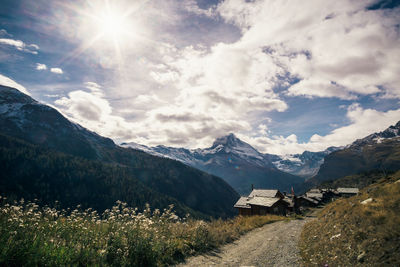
[0,0,400,154]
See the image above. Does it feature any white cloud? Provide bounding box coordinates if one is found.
[217,0,400,99]
[0,73,30,95]
[0,29,12,37]
[183,0,216,17]
[0,38,39,54]
[242,104,400,155]
[50,68,63,74]
[36,63,47,70]
[54,82,140,141]
[287,78,357,100]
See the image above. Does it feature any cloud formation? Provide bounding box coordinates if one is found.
[54,82,138,141]
[36,63,47,70]
[0,38,39,54]
[217,0,400,99]
[242,104,400,155]
[50,68,63,74]
[0,29,12,37]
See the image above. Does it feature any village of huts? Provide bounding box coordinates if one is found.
[234,186,359,215]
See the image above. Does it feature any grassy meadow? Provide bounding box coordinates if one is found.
[300,171,400,266]
[0,197,284,266]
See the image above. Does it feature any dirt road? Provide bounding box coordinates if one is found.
[178,217,312,267]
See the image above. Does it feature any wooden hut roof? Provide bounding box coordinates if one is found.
[248,189,283,198]
[308,188,321,193]
[247,197,285,208]
[234,197,251,209]
[337,187,359,194]
[306,192,323,199]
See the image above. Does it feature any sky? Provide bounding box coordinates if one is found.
[0,0,399,155]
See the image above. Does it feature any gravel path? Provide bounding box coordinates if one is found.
[177,217,312,267]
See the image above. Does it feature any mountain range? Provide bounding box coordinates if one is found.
[0,85,239,218]
[309,121,400,186]
[123,121,400,195]
[122,134,337,195]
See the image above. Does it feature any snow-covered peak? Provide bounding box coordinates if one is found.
[207,133,264,160]
[211,133,239,147]
[351,120,400,147]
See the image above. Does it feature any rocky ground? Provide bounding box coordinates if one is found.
[178,216,314,267]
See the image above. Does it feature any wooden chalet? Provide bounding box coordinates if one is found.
[337,187,359,197]
[234,189,289,216]
[295,196,318,208]
[306,192,323,202]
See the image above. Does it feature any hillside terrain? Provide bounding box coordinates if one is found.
[319,170,394,190]
[300,171,400,266]
[0,133,203,218]
[301,122,400,190]
[0,85,238,218]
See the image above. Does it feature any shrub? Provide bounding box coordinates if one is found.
[0,196,284,266]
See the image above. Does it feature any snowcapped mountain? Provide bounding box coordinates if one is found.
[266,147,341,178]
[122,133,274,168]
[123,133,308,195]
[350,121,400,147]
[122,133,339,191]
[309,121,400,186]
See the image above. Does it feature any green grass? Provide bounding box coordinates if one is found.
[0,197,284,266]
[299,171,400,266]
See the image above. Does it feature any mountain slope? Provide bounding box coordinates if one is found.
[123,134,304,195]
[0,85,115,160]
[310,121,400,185]
[300,171,400,266]
[0,85,239,218]
[0,133,202,218]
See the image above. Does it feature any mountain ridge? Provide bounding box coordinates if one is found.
[123,134,322,194]
[308,120,400,187]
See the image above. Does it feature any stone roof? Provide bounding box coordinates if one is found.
[234,197,251,209]
[306,192,323,199]
[247,197,281,207]
[337,187,359,194]
[249,189,280,198]
[308,188,321,193]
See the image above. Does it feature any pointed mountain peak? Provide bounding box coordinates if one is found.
[212,133,241,148]
[207,133,267,160]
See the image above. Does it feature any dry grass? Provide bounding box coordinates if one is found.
[0,197,284,266]
[299,171,400,266]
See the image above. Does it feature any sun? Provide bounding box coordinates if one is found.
[93,3,131,43]
[60,0,148,65]
[88,1,134,43]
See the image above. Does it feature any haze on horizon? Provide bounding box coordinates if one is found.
[0,0,399,155]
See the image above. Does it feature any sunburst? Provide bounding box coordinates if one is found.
[60,0,149,65]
